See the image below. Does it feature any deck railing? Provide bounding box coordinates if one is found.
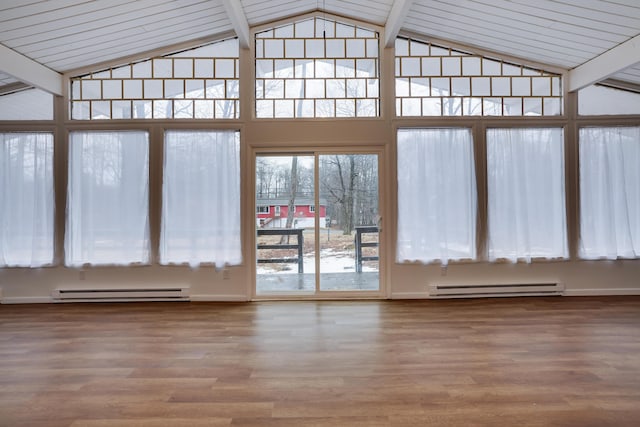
[355,225,379,273]
[256,228,304,273]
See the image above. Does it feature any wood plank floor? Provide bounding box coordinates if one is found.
[1,297,640,426]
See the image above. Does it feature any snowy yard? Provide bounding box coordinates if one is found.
[256,247,377,274]
[256,228,378,275]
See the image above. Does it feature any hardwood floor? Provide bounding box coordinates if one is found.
[1,297,640,426]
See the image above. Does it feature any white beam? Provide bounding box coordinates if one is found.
[0,44,63,96]
[221,0,250,49]
[384,0,414,48]
[568,34,640,92]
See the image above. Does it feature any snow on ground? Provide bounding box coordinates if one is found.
[256,248,377,274]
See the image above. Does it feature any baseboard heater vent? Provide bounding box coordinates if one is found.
[52,287,190,303]
[428,282,564,299]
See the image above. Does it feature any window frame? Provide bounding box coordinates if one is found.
[65,130,151,267]
[69,38,241,120]
[394,36,563,118]
[159,129,242,268]
[252,12,382,119]
[485,127,568,263]
[578,125,640,260]
[396,127,478,265]
[0,131,55,268]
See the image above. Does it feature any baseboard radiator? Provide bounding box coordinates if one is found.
[428,282,564,299]
[52,287,190,303]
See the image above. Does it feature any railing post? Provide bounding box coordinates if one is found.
[355,228,363,273]
[355,226,379,273]
[297,229,304,274]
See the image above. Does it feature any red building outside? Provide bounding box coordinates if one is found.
[256,197,327,228]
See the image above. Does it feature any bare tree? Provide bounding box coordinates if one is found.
[281,156,299,243]
[323,155,357,235]
[321,154,378,234]
[256,157,278,197]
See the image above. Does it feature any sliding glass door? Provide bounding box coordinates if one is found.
[255,154,316,293]
[255,151,381,297]
[318,154,379,291]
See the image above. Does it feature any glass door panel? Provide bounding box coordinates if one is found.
[255,152,380,296]
[319,154,379,291]
[256,155,316,294]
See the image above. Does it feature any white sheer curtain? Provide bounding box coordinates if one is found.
[0,133,54,267]
[487,128,567,262]
[579,127,640,259]
[397,128,477,265]
[160,130,242,268]
[65,131,149,266]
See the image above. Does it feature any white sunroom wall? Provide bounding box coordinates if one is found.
[1,13,640,302]
[0,39,250,303]
[389,36,640,298]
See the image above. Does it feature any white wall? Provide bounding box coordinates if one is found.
[2,115,639,303]
[2,254,639,303]
[0,265,249,303]
[1,39,639,303]
[389,260,640,299]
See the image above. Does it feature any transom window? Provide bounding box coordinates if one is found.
[255,16,380,118]
[395,38,562,117]
[578,84,640,116]
[70,38,239,120]
[0,88,53,121]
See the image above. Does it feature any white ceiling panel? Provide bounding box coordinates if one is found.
[241,0,393,27]
[321,0,394,26]
[612,65,640,85]
[403,9,595,68]
[0,0,639,91]
[36,18,228,71]
[0,0,233,73]
[402,0,639,69]
[241,0,316,25]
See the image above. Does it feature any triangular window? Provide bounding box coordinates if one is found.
[70,38,239,120]
[255,16,380,118]
[395,37,562,117]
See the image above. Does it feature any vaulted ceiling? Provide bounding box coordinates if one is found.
[1,0,639,96]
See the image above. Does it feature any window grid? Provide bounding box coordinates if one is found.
[395,38,562,117]
[70,40,240,120]
[255,17,380,118]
